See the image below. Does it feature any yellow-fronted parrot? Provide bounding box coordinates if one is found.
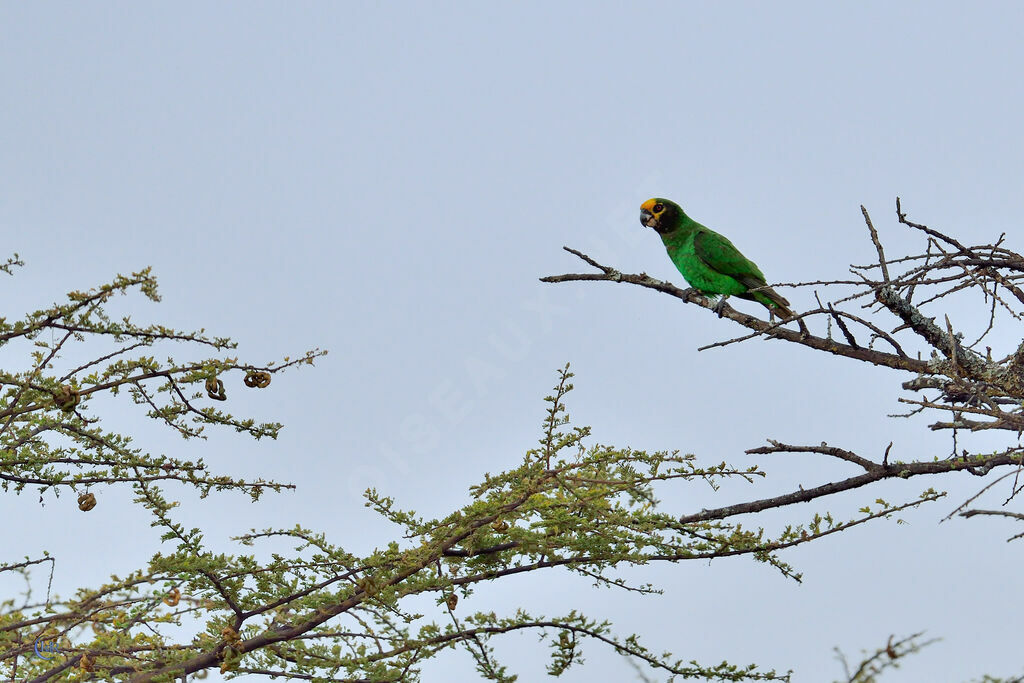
[640,197,804,330]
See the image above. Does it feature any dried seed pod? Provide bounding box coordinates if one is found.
[79,653,93,672]
[220,625,241,646]
[243,370,272,388]
[54,385,80,412]
[205,377,226,401]
[195,670,208,679]
[490,519,509,532]
[163,587,181,607]
[78,492,97,512]
[445,593,458,610]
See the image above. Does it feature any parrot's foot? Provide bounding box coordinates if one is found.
[712,296,729,317]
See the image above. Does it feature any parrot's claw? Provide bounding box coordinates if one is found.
[712,297,729,317]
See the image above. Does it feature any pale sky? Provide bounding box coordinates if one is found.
[2,3,1023,681]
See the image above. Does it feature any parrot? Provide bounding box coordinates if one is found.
[640,197,805,331]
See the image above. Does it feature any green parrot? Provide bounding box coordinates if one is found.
[640,197,804,329]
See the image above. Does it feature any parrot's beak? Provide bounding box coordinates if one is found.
[640,209,655,229]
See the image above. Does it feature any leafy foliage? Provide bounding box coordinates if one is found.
[5,198,1024,681]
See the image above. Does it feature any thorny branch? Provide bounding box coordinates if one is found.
[543,199,1024,434]
[543,197,1024,527]
[8,195,1024,683]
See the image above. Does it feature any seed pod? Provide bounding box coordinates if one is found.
[78,492,97,512]
[54,385,80,412]
[220,625,242,647]
[446,593,458,610]
[163,587,181,607]
[205,377,226,401]
[244,370,272,388]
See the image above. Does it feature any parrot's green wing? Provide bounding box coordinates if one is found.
[692,229,795,317]
[692,230,768,288]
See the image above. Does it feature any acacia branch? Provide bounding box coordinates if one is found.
[541,247,930,374]
[679,448,1023,524]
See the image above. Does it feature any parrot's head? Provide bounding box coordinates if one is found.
[640,198,682,235]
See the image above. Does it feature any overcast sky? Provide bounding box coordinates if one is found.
[3,3,1023,681]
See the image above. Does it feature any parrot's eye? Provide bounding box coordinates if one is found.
[653,203,665,213]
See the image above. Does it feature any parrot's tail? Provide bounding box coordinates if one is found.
[762,288,809,334]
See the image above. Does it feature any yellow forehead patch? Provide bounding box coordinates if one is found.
[641,198,658,211]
